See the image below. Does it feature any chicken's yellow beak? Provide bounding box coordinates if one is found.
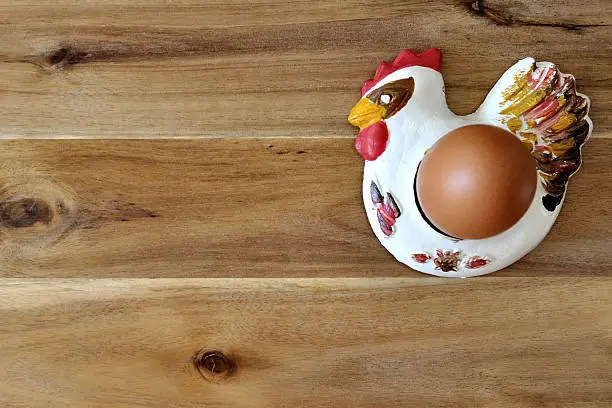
[348,98,386,130]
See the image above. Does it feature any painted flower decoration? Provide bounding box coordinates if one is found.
[433,250,461,272]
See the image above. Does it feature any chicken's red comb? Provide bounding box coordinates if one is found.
[361,48,442,96]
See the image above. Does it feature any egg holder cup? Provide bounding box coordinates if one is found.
[348,49,592,277]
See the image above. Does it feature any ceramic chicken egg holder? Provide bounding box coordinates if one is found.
[348,48,592,277]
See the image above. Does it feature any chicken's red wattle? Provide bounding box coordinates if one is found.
[355,121,388,161]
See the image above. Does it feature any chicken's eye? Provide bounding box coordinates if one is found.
[380,94,392,105]
[366,77,414,119]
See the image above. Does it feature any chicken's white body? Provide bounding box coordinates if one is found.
[361,60,592,276]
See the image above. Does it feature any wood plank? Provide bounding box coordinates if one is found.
[0,138,609,277]
[0,278,610,407]
[1,1,610,138]
[474,0,611,27]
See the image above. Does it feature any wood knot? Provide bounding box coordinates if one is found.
[44,47,89,68]
[0,173,77,251]
[0,197,52,229]
[193,350,235,382]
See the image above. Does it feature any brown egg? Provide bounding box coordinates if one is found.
[416,124,537,240]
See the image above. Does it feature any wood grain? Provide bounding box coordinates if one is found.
[0,278,610,408]
[2,2,611,406]
[474,0,611,27]
[1,0,610,138]
[0,138,608,277]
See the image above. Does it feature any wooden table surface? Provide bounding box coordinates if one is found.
[1,1,611,406]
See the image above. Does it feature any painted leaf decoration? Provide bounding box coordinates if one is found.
[386,193,401,218]
[370,181,383,204]
[377,211,393,236]
[412,253,431,263]
[378,205,396,227]
[465,256,489,269]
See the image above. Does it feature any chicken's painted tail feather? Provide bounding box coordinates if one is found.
[478,58,592,211]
